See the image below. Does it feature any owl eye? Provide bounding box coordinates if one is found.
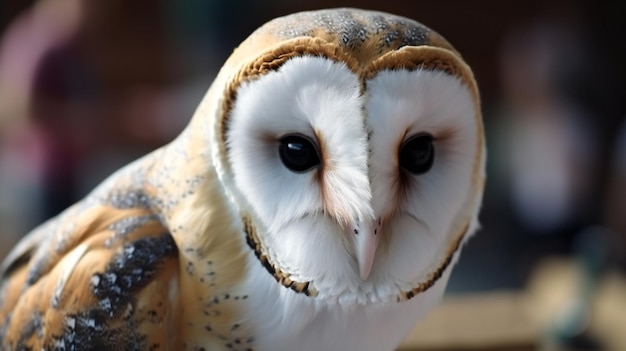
[399,133,435,174]
[278,134,321,173]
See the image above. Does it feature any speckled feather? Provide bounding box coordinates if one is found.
[0,8,484,351]
[0,136,255,350]
[224,8,457,70]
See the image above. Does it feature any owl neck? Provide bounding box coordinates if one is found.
[126,122,255,340]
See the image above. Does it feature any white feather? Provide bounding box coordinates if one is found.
[365,69,479,283]
[225,57,482,351]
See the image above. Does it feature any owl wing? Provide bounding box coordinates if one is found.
[0,202,181,350]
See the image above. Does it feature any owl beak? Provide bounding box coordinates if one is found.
[354,220,380,280]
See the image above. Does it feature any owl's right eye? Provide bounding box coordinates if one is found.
[278,134,321,173]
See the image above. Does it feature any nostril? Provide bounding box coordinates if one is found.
[354,229,359,235]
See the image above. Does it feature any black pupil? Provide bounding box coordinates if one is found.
[278,135,320,172]
[399,134,435,174]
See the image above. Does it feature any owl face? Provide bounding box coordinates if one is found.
[209,9,484,304]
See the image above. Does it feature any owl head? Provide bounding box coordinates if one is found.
[195,8,485,305]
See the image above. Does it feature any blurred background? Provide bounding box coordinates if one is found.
[0,0,624,350]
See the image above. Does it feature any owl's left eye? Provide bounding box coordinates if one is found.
[399,133,435,174]
[278,134,321,173]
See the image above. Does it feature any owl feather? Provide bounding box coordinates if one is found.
[0,8,485,351]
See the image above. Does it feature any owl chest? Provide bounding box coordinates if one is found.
[236,262,423,351]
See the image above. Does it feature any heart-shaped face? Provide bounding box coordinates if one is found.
[216,8,485,304]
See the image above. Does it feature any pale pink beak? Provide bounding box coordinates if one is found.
[353,219,381,280]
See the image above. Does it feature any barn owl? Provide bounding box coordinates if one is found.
[0,8,485,351]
